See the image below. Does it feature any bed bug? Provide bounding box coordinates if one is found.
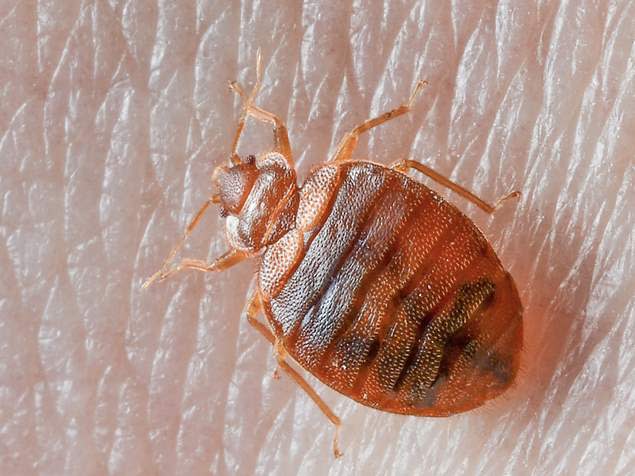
[143,53,523,458]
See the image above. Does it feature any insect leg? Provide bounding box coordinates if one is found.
[228,51,293,166]
[243,292,343,458]
[330,80,428,162]
[142,197,223,288]
[391,159,520,214]
[273,345,343,458]
[143,248,248,288]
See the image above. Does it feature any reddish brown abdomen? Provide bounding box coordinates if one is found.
[259,162,522,415]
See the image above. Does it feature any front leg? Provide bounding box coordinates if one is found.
[143,249,249,288]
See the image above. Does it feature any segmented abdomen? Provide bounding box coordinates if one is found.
[259,162,522,416]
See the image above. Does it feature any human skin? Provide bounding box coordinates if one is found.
[1,1,633,475]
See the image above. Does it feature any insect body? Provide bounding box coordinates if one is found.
[260,159,522,417]
[144,55,522,457]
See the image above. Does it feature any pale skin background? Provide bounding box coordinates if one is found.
[1,1,633,475]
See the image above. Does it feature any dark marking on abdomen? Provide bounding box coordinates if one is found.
[294,167,422,369]
[268,163,386,337]
[354,217,487,399]
[397,279,496,404]
[322,181,455,391]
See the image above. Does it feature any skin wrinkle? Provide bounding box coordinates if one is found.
[0,1,633,475]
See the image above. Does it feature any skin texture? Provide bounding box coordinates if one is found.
[0,1,633,475]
